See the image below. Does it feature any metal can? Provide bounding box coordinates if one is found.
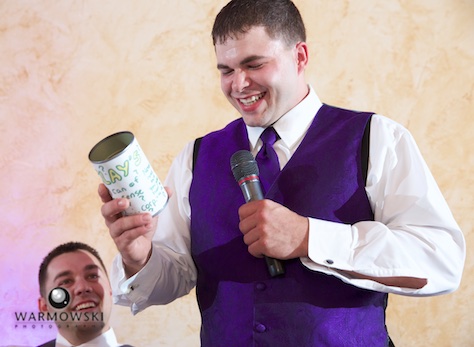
[89,131,168,216]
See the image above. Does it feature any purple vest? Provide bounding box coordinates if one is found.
[190,105,389,346]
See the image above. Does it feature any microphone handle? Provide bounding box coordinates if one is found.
[265,256,285,277]
[240,178,285,277]
[239,176,264,201]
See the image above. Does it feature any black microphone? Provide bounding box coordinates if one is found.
[230,150,285,277]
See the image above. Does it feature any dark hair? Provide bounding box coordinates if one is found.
[38,241,108,297]
[212,0,306,46]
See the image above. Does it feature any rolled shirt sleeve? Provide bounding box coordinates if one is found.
[302,115,465,295]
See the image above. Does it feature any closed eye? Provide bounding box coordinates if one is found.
[247,63,264,70]
[220,69,234,76]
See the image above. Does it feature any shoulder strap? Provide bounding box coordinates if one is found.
[361,115,372,184]
[192,137,203,172]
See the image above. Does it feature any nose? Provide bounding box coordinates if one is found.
[73,278,92,296]
[232,69,249,93]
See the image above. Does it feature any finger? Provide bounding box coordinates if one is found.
[164,186,173,198]
[238,201,254,220]
[109,213,153,239]
[114,224,153,247]
[242,229,259,246]
[101,198,129,222]
[237,202,260,229]
[238,217,251,235]
[238,199,272,221]
[247,242,264,258]
[98,184,113,203]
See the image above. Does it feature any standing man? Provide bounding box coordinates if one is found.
[37,242,132,347]
[98,0,465,346]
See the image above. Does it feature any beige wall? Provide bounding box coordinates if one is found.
[1,1,472,346]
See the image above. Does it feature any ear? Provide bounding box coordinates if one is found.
[38,296,48,312]
[295,41,309,73]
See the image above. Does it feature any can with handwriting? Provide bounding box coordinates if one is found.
[89,131,168,216]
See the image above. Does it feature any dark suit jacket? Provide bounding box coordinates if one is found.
[37,339,134,347]
[36,339,54,347]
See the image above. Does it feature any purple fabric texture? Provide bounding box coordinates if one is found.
[189,104,389,346]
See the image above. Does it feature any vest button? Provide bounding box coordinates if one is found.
[254,323,266,333]
[255,282,267,291]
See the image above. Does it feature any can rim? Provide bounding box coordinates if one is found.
[88,131,134,163]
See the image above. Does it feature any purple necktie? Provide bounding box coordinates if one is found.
[256,127,280,193]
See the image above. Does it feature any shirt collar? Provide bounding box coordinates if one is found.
[247,85,322,151]
[56,328,120,347]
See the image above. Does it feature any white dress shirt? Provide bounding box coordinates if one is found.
[111,86,465,315]
[55,328,121,347]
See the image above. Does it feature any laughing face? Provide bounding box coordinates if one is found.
[216,26,309,128]
[38,250,112,341]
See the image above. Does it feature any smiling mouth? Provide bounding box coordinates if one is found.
[74,302,97,311]
[239,92,265,106]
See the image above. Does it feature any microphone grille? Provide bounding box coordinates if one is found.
[230,150,259,181]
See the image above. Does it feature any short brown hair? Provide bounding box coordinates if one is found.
[212,0,306,46]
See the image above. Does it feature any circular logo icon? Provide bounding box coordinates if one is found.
[48,287,70,309]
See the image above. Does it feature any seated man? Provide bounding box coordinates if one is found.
[37,241,132,347]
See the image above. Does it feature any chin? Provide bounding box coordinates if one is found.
[75,322,106,335]
[241,115,267,128]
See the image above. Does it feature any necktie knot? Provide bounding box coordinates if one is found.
[260,126,278,146]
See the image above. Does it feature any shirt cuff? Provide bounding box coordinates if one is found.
[301,218,429,295]
[306,217,354,270]
[111,247,161,314]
